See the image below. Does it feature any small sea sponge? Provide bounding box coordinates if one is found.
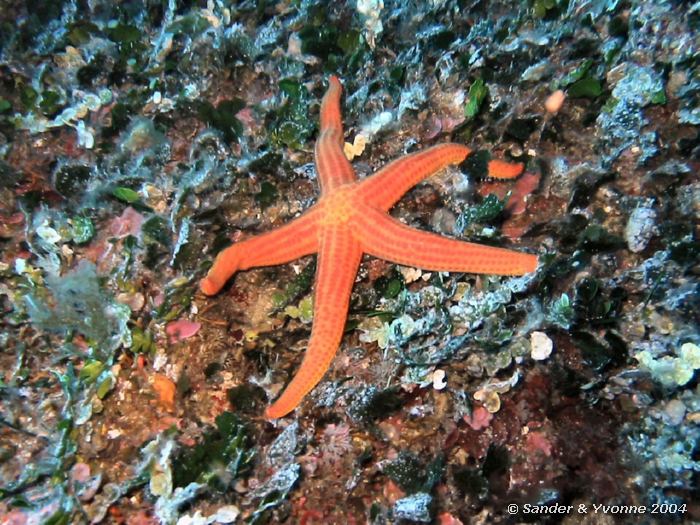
[545,89,566,113]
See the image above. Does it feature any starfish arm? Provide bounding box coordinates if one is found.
[358,145,526,210]
[486,159,526,179]
[265,225,362,418]
[200,208,321,296]
[357,144,472,210]
[316,76,357,194]
[356,206,538,275]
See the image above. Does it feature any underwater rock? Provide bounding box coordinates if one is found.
[393,492,432,523]
[625,201,656,253]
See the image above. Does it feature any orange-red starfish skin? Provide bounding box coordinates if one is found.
[201,76,538,419]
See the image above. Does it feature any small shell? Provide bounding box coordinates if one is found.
[432,369,447,390]
[344,134,367,160]
[474,389,501,413]
[530,331,554,360]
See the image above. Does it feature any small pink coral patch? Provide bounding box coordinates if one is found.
[463,405,493,430]
[505,171,541,216]
[70,462,91,483]
[438,512,465,525]
[110,206,144,238]
[479,171,541,216]
[525,430,553,457]
[166,319,201,343]
[4,509,28,525]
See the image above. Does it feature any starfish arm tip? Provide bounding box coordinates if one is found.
[487,159,525,179]
[520,253,539,274]
[264,404,291,419]
[199,276,221,296]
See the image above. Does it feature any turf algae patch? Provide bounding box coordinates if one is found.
[24,260,131,359]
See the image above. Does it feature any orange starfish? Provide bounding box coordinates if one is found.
[201,76,538,419]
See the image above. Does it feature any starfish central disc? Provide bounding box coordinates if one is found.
[318,186,357,226]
